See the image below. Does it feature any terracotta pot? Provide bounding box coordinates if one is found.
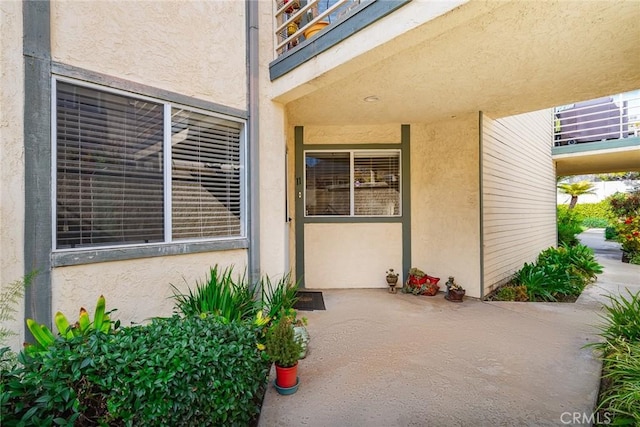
[275,363,298,388]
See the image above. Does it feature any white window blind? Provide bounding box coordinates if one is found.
[56,82,164,248]
[171,109,242,239]
[54,80,246,250]
[353,151,400,216]
[305,150,401,217]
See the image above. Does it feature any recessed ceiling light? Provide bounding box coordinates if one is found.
[363,96,379,102]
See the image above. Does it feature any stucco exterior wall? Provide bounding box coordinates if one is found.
[0,1,26,351]
[305,223,403,288]
[302,125,401,145]
[52,250,247,327]
[258,0,288,278]
[411,116,482,297]
[50,0,246,110]
[482,110,556,294]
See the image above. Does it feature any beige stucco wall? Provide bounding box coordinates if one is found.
[302,125,401,145]
[482,110,556,294]
[52,250,247,327]
[411,115,482,297]
[51,0,246,109]
[45,2,286,325]
[305,223,403,288]
[258,1,289,278]
[0,1,26,351]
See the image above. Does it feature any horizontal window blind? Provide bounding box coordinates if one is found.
[171,109,242,239]
[56,82,164,248]
[353,151,400,216]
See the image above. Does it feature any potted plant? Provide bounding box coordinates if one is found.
[403,267,440,296]
[444,276,465,302]
[265,314,303,394]
[386,268,399,293]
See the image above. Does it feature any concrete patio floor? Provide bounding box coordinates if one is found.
[258,229,639,426]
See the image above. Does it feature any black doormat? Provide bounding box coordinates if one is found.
[293,291,326,311]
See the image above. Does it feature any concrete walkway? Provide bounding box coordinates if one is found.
[258,229,639,427]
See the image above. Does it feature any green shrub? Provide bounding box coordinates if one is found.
[514,244,603,301]
[598,339,640,425]
[597,290,640,345]
[557,208,583,246]
[261,272,299,323]
[172,265,258,322]
[581,217,609,228]
[571,201,611,219]
[590,291,640,426]
[605,226,618,240]
[495,286,515,301]
[1,316,270,426]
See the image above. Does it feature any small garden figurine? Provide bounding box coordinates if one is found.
[445,276,465,302]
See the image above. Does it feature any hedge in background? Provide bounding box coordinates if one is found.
[558,201,611,228]
[1,316,270,426]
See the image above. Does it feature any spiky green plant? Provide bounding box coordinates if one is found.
[172,265,258,322]
[261,272,299,323]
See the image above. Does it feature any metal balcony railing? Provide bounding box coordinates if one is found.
[554,90,640,146]
[274,0,366,57]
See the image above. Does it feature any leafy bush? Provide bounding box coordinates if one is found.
[605,226,618,240]
[607,191,640,260]
[580,217,609,228]
[1,316,270,426]
[513,244,603,301]
[495,286,515,301]
[557,207,583,246]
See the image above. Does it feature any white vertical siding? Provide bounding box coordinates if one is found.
[482,110,556,295]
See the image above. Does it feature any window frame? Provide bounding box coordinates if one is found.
[51,76,248,254]
[303,149,402,218]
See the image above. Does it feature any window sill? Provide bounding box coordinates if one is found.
[51,239,249,267]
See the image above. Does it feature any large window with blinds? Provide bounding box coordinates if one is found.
[54,79,245,250]
[305,150,401,217]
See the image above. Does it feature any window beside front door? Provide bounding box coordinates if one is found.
[304,150,401,217]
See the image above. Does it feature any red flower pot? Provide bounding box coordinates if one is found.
[275,363,298,388]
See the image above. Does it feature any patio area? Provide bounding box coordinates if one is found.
[258,229,640,426]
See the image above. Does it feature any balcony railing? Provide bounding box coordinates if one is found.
[274,0,366,57]
[554,90,640,147]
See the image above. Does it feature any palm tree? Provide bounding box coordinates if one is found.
[557,181,595,209]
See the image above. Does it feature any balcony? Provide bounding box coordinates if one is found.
[553,90,640,175]
[553,91,640,149]
[270,0,410,80]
